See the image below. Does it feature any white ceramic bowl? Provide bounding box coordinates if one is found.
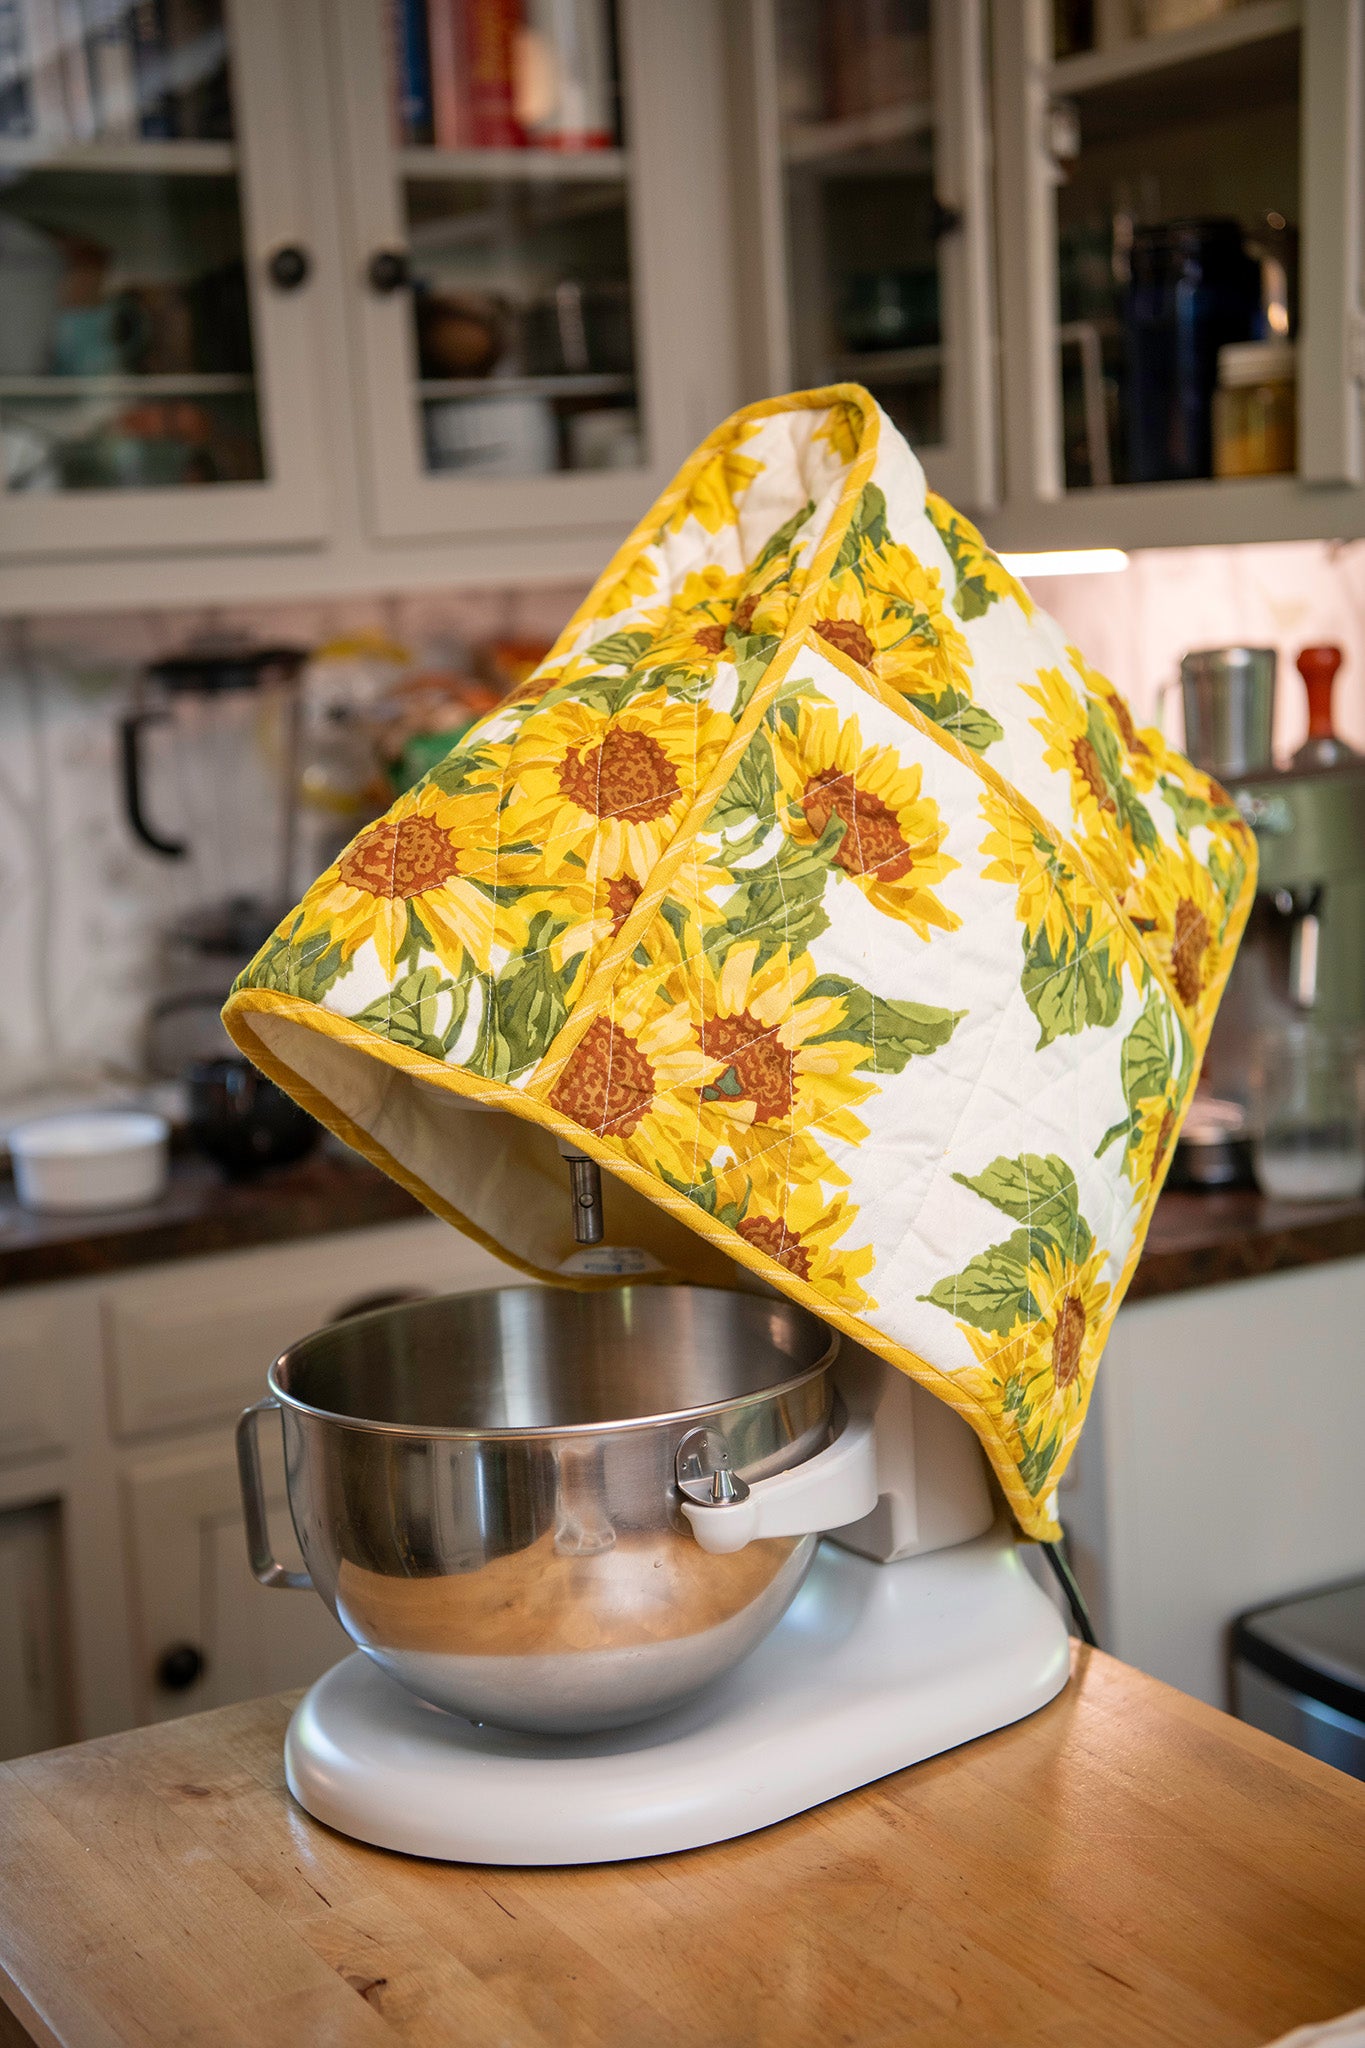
[9,1111,170,1214]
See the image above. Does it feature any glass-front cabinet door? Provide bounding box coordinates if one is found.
[741,0,998,509]
[332,0,734,544]
[0,0,326,558]
[990,0,1365,547]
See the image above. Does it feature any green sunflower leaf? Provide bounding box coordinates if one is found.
[747,498,815,578]
[471,911,572,1080]
[906,686,1004,752]
[710,729,775,832]
[804,976,963,1071]
[952,1152,1092,1265]
[1158,774,1242,836]
[352,965,449,1060]
[920,1227,1040,1336]
[583,628,653,670]
[1021,911,1123,1048]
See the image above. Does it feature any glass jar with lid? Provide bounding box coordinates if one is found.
[1212,339,1297,477]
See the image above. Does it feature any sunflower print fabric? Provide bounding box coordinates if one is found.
[224,386,1254,1539]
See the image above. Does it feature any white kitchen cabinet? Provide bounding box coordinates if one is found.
[1060,1257,1365,1711]
[0,0,329,563]
[122,1428,349,1723]
[0,1213,515,1741]
[732,0,998,508]
[0,1502,70,1760]
[986,0,1365,550]
[0,0,742,612]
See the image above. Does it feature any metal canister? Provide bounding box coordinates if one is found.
[1179,646,1277,779]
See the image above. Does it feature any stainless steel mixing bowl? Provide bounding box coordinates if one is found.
[237,1285,838,1734]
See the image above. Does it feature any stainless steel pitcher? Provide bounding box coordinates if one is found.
[1179,646,1277,778]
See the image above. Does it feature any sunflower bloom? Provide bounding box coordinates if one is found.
[772,698,961,934]
[710,1163,877,1312]
[498,687,734,885]
[1122,838,1231,1018]
[288,773,522,983]
[956,1241,1112,1495]
[671,939,877,1180]
[541,968,713,1191]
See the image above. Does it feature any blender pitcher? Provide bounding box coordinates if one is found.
[119,641,307,1073]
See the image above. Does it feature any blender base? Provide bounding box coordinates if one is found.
[285,1521,1071,1865]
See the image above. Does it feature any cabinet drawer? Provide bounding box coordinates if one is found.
[104,1218,512,1438]
[0,1289,87,1464]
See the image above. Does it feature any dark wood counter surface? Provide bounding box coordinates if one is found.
[1128,1185,1365,1301]
[2,1648,1364,2047]
[0,1147,424,1290]
[2,1149,1363,1301]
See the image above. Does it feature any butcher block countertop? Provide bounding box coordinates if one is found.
[1,1650,1363,2048]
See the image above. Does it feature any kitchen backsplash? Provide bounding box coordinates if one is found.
[2,539,1364,1099]
[0,584,583,1096]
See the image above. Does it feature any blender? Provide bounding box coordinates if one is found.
[118,641,307,1076]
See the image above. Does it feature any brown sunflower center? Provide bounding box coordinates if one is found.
[692,623,727,656]
[550,1016,655,1138]
[558,726,680,822]
[337,814,461,901]
[814,617,875,668]
[732,593,759,634]
[703,1010,793,1124]
[606,874,642,932]
[1171,897,1211,1007]
[1154,1106,1177,1171]
[1109,693,1148,758]
[1072,735,1116,814]
[802,770,914,882]
[736,1213,812,1280]
[1052,1293,1087,1390]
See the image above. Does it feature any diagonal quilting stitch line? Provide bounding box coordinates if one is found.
[518,401,884,1105]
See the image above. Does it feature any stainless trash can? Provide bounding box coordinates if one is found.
[1232,1580,1365,1780]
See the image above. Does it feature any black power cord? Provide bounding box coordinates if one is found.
[1041,1538,1100,1648]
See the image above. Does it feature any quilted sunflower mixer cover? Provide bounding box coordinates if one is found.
[224,387,1255,1539]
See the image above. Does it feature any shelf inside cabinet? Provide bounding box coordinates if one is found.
[396,147,629,183]
[417,373,633,399]
[836,346,941,381]
[0,375,254,398]
[0,139,237,176]
[1050,0,1299,96]
[782,99,932,169]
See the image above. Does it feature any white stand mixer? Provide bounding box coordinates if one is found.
[284,1327,1071,1865]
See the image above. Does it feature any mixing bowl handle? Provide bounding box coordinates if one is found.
[678,1408,879,1556]
[236,1398,313,1591]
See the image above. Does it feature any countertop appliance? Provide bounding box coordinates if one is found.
[237,1163,1070,1865]
[1200,648,1365,1119]
[119,641,307,1076]
[1234,1579,1365,1780]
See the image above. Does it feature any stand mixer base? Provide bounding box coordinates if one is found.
[285,1522,1070,1865]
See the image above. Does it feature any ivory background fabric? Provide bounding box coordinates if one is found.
[224,387,1255,1539]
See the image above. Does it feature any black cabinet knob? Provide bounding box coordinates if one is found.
[267,243,311,291]
[929,198,964,241]
[367,248,411,295]
[156,1642,205,1691]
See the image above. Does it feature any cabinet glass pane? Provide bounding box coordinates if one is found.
[775,0,941,449]
[0,1,267,495]
[385,1,640,478]
[1050,10,1300,489]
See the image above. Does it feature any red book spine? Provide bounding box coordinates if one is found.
[463,0,521,148]
[426,0,466,148]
